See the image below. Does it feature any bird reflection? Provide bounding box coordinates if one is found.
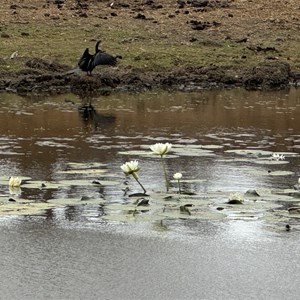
[78,103,116,130]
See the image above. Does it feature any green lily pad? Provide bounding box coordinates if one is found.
[118,150,153,156]
[102,213,164,222]
[150,193,210,206]
[200,145,224,150]
[0,176,32,186]
[253,160,289,165]
[0,202,56,216]
[47,197,105,205]
[225,149,273,156]
[22,179,120,189]
[56,169,107,175]
[171,146,216,157]
[158,210,226,220]
[224,199,283,211]
[105,203,162,211]
[247,169,294,176]
[66,162,107,169]
[21,181,61,189]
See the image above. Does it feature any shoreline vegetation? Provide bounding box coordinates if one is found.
[1,0,300,95]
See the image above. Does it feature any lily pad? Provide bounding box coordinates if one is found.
[21,181,61,189]
[0,202,56,216]
[150,193,210,206]
[171,146,216,157]
[47,197,105,205]
[0,176,32,186]
[56,169,107,175]
[247,169,294,176]
[22,179,120,189]
[66,162,107,169]
[225,149,273,156]
[253,159,289,165]
[158,210,225,220]
[118,150,153,157]
[105,203,162,211]
[102,213,164,222]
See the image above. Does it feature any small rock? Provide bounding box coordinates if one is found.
[92,180,102,185]
[180,205,192,215]
[235,37,247,43]
[288,207,300,214]
[189,0,209,7]
[177,0,185,8]
[136,198,149,206]
[10,4,19,9]
[78,12,88,18]
[134,13,146,19]
[1,33,10,38]
[245,189,260,197]
[227,199,243,205]
[81,196,93,201]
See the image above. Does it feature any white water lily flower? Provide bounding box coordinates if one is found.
[120,160,141,175]
[150,143,172,156]
[271,153,285,161]
[173,172,182,180]
[298,178,300,185]
[8,176,22,187]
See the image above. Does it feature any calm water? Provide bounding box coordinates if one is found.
[0,88,300,299]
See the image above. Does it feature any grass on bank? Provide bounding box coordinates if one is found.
[0,22,299,74]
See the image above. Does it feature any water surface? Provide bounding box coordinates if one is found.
[0,88,300,299]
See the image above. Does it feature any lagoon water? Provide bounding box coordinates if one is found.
[0,88,300,299]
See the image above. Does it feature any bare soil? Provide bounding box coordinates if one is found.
[1,0,300,95]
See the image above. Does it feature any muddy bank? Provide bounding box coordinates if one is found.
[0,58,299,96]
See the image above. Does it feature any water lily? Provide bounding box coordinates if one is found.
[120,160,141,175]
[271,153,285,161]
[173,172,182,180]
[298,178,300,185]
[120,160,146,194]
[9,186,21,196]
[150,142,172,192]
[150,143,172,157]
[173,172,182,194]
[8,176,22,187]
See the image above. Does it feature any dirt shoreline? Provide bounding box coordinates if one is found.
[1,0,300,96]
[1,58,300,96]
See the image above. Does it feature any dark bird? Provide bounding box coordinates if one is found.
[78,41,120,75]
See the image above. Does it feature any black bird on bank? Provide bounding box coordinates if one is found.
[78,41,120,75]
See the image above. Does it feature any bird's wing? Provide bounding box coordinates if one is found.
[78,48,91,69]
[92,52,117,67]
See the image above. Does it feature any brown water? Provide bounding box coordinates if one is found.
[0,88,300,299]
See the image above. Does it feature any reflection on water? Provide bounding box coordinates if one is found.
[0,89,300,205]
[0,88,299,196]
[0,88,300,299]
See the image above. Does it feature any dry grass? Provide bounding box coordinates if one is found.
[0,0,300,72]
